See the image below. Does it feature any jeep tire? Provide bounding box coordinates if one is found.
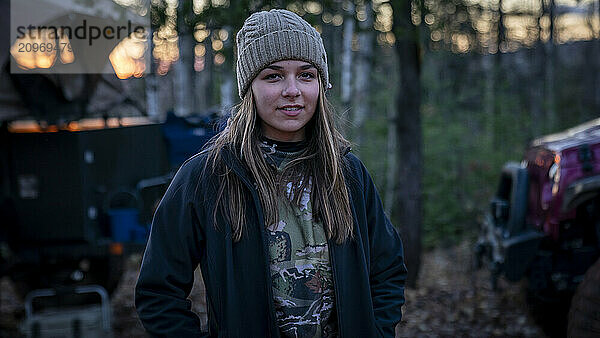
[568,257,600,337]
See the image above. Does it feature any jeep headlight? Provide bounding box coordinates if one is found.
[550,154,561,195]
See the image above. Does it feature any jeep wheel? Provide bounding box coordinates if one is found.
[568,257,600,337]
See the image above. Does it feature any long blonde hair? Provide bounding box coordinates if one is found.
[205,79,354,243]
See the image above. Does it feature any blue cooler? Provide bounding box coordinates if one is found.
[108,208,148,242]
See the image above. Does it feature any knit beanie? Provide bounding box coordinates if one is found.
[236,9,329,98]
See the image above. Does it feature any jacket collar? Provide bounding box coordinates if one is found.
[221,143,352,175]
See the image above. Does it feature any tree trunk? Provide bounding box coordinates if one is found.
[173,0,195,116]
[205,37,215,111]
[530,1,546,137]
[219,27,235,111]
[493,0,504,150]
[482,53,494,140]
[530,45,544,137]
[384,100,396,216]
[194,43,210,115]
[341,1,354,109]
[146,26,159,119]
[498,0,505,48]
[352,2,374,149]
[391,0,422,288]
[544,0,556,130]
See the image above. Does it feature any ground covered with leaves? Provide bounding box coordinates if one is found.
[1,241,545,337]
[396,241,544,337]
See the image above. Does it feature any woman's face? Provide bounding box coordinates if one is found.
[251,60,319,142]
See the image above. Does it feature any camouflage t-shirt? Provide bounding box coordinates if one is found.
[260,140,338,338]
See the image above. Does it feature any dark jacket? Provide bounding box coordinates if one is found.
[135,147,407,337]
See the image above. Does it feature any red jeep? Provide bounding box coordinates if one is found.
[476,118,600,337]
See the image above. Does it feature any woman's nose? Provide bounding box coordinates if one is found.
[282,79,301,97]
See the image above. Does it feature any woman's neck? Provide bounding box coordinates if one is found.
[260,135,307,153]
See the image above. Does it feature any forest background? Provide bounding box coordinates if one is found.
[9,0,600,287]
[144,0,600,285]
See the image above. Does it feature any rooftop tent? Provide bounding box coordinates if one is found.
[1,0,149,123]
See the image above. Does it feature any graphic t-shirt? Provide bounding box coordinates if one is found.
[260,139,338,338]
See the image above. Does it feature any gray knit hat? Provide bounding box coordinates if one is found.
[236,9,329,98]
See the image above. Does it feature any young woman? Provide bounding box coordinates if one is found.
[135,9,407,338]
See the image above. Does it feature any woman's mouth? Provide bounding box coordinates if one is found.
[278,106,303,116]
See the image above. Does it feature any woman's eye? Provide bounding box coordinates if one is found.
[263,73,281,80]
[299,72,315,79]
